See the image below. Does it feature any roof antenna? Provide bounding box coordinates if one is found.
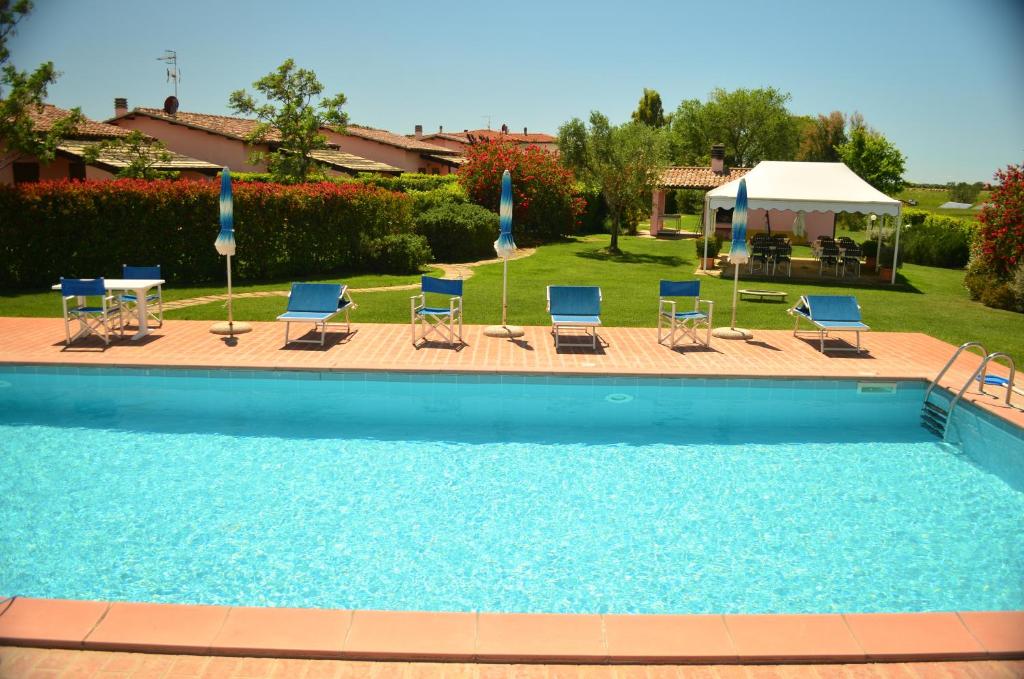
[157,50,181,99]
[482,114,491,130]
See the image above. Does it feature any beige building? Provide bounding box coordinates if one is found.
[0,104,219,184]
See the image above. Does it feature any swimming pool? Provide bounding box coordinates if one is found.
[0,365,1021,614]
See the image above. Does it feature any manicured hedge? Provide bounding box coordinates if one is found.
[356,173,460,193]
[414,202,498,263]
[899,213,976,268]
[0,178,427,288]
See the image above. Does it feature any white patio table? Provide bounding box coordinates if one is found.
[52,278,165,341]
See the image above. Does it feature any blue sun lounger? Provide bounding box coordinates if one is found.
[547,285,601,349]
[789,294,870,353]
[277,282,355,347]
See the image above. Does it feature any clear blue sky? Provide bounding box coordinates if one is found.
[9,0,1024,183]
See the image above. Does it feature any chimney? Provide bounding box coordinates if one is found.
[501,123,509,134]
[710,144,725,173]
[114,97,128,117]
[439,125,443,133]
[523,127,528,135]
[414,124,423,138]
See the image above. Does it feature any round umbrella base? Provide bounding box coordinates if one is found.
[712,326,753,340]
[209,322,253,336]
[483,325,525,338]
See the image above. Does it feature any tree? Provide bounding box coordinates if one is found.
[82,130,174,179]
[796,111,847,162]
[228,58,348,182]
[458,140,583,244]
[947,181,983,204]
[558,112,668,253]
[0,0,82,167]
[667,87,797,167]
[836,125,906,195]
[977,164,1024,278]
[631,88,666,127]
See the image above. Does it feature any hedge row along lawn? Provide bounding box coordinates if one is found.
[4,234,1020,364]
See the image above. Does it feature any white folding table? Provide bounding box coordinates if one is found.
[53,278,165,340]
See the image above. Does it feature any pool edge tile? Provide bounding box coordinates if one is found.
[342,610,476,661]
[0,598,109,650]
[603,613,736,663]
[475,613,606,663]
[83,602,229,655]
[957,611,1024,658]
[210,606,351,658]
[843,612,987,660]
[723,613,865,662]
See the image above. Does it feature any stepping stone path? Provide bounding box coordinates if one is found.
[161,248,536,311]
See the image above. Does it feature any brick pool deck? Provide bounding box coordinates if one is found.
[0,317,1021,672]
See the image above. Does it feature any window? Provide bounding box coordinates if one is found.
[13,162,39,184]
[68,162,86,181]
[417,167,426,174]
[430,168,439,175]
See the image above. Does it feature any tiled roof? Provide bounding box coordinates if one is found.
[342,125,457,154]
[22,104,133,139]
[424,153,467,166]
[57,140,222,173]
[417,132,470,144]
[462,129,557,144]
[306,149,402,174]
[114,108,284,142]
[659,166,752,190]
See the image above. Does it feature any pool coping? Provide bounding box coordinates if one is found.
[0,598,1021,663]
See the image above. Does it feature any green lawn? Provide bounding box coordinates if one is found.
[896,187,988,220]
[3,235,1019,363]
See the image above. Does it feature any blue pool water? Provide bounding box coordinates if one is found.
[0,366,1022,614]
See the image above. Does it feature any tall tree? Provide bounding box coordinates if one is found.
[796,111,847,162]
[836,125,906,195]
[558,112,667,254]
[667,87,797,167]
[0,0,82,167]
[631,88,666,127]
[229,58,348,182]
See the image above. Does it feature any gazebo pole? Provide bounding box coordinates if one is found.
[701,196,711,270]
[890,213,903,284]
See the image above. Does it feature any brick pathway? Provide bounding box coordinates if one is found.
[161,250,537,312]
[1,647,1021,679]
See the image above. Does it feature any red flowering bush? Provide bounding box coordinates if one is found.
[964,164,1024,311]
[0,178,424,288]
[458,140,584,244]
[977,164,1024,276]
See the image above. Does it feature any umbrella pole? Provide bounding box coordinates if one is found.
[226,255,234,336]
[731,261,740,328]
[501,256,509,327]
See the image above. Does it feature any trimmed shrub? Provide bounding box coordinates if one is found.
[459,140,584,244]
[355,173,459,193]
[408,183,468,214]
[414,202,498,263]
[899,214,976,268]
[366,233,433,274]
[696,235,721,259]
[0,178,424,287]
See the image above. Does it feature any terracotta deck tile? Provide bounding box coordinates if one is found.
[842,613,985,661]
[211,606,351,658]
[476,613,605,663]
[723,614,864,662]
[84,602,229,654]
[602,614,735,663]
[0,598,109,649]
[956,611,1024,658]
[342,610,476,661]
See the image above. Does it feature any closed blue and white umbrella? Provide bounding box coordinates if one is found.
[211,167,250,338]
[715,177,753,338]
[495,169,516,259]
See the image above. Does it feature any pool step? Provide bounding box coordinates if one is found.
[920,401,948,437]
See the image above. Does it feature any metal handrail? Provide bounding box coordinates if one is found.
[977,352,1017,406]
[924,342,987,402]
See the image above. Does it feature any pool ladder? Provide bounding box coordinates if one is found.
[921,342,1017,440]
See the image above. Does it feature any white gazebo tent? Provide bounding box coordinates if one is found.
[702,161,903,283]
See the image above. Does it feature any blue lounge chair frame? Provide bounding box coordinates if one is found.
[789,294,870,353]
[277,282,354,347]
[547,285,601,349]
[121,264,164,328]
[60,277,123,346]
[658,280,713,348]
[411,276,463,346]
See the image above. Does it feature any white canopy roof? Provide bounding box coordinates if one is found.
[704,161,902,217]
